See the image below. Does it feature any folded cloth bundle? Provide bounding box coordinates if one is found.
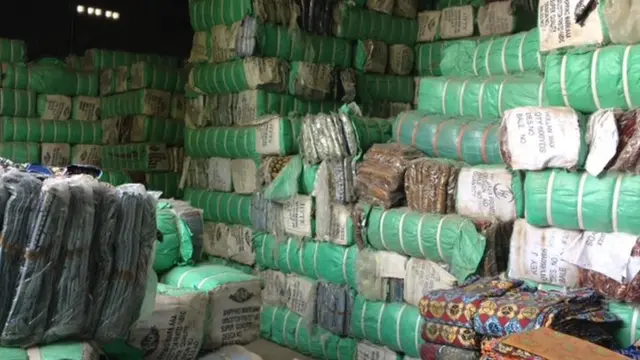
[421,342,480,360]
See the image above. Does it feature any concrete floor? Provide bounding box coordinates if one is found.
[245,339,315,360]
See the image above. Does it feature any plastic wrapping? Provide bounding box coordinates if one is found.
[184,189,252,226]
[251,193,285,236]
[394,0,418,18]
[203,222,256,266]
[259,155,318,202]
[101,89,170,118]
[404,158,462,214]
[353,40,388,74]
[586,109,640,176]
[356,249,408,302]
[101,116,183,145]
[356,143,421,208]
[127,61,187,93]
[180,157,233,192]
[500,106,587,171]
[315,282,356,337]
[37,95,72,121]
[404,258,456,308]
[333,3,418,45]
[607,301,640,349]
[388,44,414,76]
[101,143,171,172]
[0,89,38,117]
[420,343,480,360]
[366,0,394,14]
[0,37,26,63]
[288,63,356,102]
[356,74,415,103]
[188,0,294,31]
[0,342,103,359]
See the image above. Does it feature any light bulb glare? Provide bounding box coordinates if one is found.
[106,10,112,18]
[87,7,94,14]
[95,8,102,16]
[76,5,85,13]
[112,12,120,20]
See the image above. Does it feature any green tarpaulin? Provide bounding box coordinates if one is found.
[357,74,415,103]
[361,204,486,282]
[1,62,98,96]
[545,44,640,113]
[0,142,40,163]
[261,155,318,202]
[188,57,287,95]
[393,111,503,165]
[0,38,26,63]
[84,48,179,69]
[350,296,424,358]
[416,74,546,119]
[184,188,253,226]
[154,200,192,272]
[0,117,101,144]
[262,306,358,360]
[334,3,418,45]
[525,170,640,236]
[0,89,37,117]
[607,301,640,349]
[415,41,448,76]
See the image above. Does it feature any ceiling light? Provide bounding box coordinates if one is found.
[112,12,120,20]
[87,7,94,15]
[106,10,112,18]
[77,5,85,13]
[95,8,102,16]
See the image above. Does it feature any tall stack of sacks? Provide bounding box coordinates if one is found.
[96,49,186,197]
[345,0,417,118]
[258,104,395,359]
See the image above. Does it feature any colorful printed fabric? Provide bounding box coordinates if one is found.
[480,337,543,360]
[421,342,481,360]
[422,322,480,349]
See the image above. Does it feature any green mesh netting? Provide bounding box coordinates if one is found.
[350,296,424,357]
[254,234,358,287]
[184,188,253,226]
[416,74,546,119]
[0,117,101,144]
[101,89,171,118]
[0,37,26,63]
[1,62,99,96]
[0,89,37,117]
[101,143,170,172]
[333,3,417,45]
[0,142,40,163]
[261,305,358,360]
[544,44,640,114]
[393,111,503,165]
[356,74,415,103]
[524,170,640,236]
[361,204,486,282]
[84,48,179,69]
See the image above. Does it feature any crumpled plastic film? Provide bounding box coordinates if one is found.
[314,281,356,337]
[585,109,640,175]
[405,158,462,214]
[354,40,388,74]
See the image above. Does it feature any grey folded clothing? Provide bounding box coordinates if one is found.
[315,282,355,337]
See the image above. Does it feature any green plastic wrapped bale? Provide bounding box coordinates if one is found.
[525,170,640,236]
[0,89,37,117]
[0,142,40,163]
[129,62,188,93]
[154,200,195,272]
[357,74,415,103]
[188,57,288,95]
[184,189,252,226]
[102,116,184,145]
[36,94,72,120]
[146,172,182,199]
[544,45,640,114]
[288,62,334,101]
[0,117,101,144]
[416,74,546,119]
[262,305,358,360]
[261,155,318,202]
[71,96,100,121]
[361,205,486,282]
[440,29,545,77]
[0,342,102,359]
[0,37,26,63]
[101,143,171,172]
[207,256,255,274]
[101,89,171,118]
[393,111,502,165]
[359,101,412,119]
[162,264,263,349]
[84,48,179,70]
[354,40,388,74]
[333,3,418,45]
[1,62,99,96]
[189,0,292,30]
[350,114,394,151]
[99,171,133,186]
[254,234,358,288]
[437,0,484,9]
[607,301,640,349]
[70,144,101,166]
[350,296,424,357]
[65,54,84,70]
[415,41,448,76]
[292,98,341,115]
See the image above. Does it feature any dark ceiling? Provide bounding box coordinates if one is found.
[0,0,192,60]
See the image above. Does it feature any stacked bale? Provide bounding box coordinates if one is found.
[96,49,186,197]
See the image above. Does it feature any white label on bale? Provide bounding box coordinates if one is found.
[74,96,100,121]
[128,289,207,360]
[404,258,456,307]
[145,144,170,171]
[357,341,398,360]
[235,91,259,127]
[130,62,146,90]
[389,45,414,76]
[563,231,639,283]
[260,270,287,306]
[503,107,582,170]
[41,95,72,120]
[508,220,581,287]
[538,0,605,52]
[284,274,316,316]
[189,32,209,63]
[231,159,257,194]
[143,90,170,117]
[41,143,70,167]
[203,222,231,258]
[256,118,282,155]
[208,157,233,192]
[477,0,515,36]
[208,281,262,349]
[71,145,101,166]
[417,11,441,42]
[456,167,517,222]
[330,204,351,246]
[367,0,395,14]
[283,196,313,237]
[440,6,475,39]
[585,109,619,177]
[377,251,408,279]
[171,94,186,121]
[227,225,255,266]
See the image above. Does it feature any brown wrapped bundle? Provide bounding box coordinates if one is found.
[405,158,462,214]
[473,217,513,277]
[579,238,640,303]
[356,143,421,208]
[605,109,640,172]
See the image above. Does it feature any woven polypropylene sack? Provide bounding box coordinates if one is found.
[0,89,37,117]
[1,63,99,96]
[350,296,424,358]
[0,117,101,144]
[0,142,40,163]
[189,0,294,31]
[416,74,546,119]
[333,3,418,45]
[101,143,170,172]
[361,205,486,282]
[261,305,358,360]
[184,189,252,226]
[524,170,640,236]
[393,111,503,165]
[102,116,184,146]
[128,62,188,93]
[101,89,171,118]
[544,45,640,114]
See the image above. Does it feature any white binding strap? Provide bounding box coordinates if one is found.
[417,214,427,258]
[612,174,624,233]
[435,216,447,261]
[360,301,368,338]
[518,31,527,73]
[485,38,495,76]
[590,49,602,109]
[441,79,451,114]
[473,42,481,76]
[379,210,390,250]
[459,80,468,116]
[631,307,640,346]
[577,172,588,230]
[395,305,407,349]
[501,37,509,75]
[376,303,386,342]
[546,171,557,226]
[623,45,633,109]
[560,55,570,107]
